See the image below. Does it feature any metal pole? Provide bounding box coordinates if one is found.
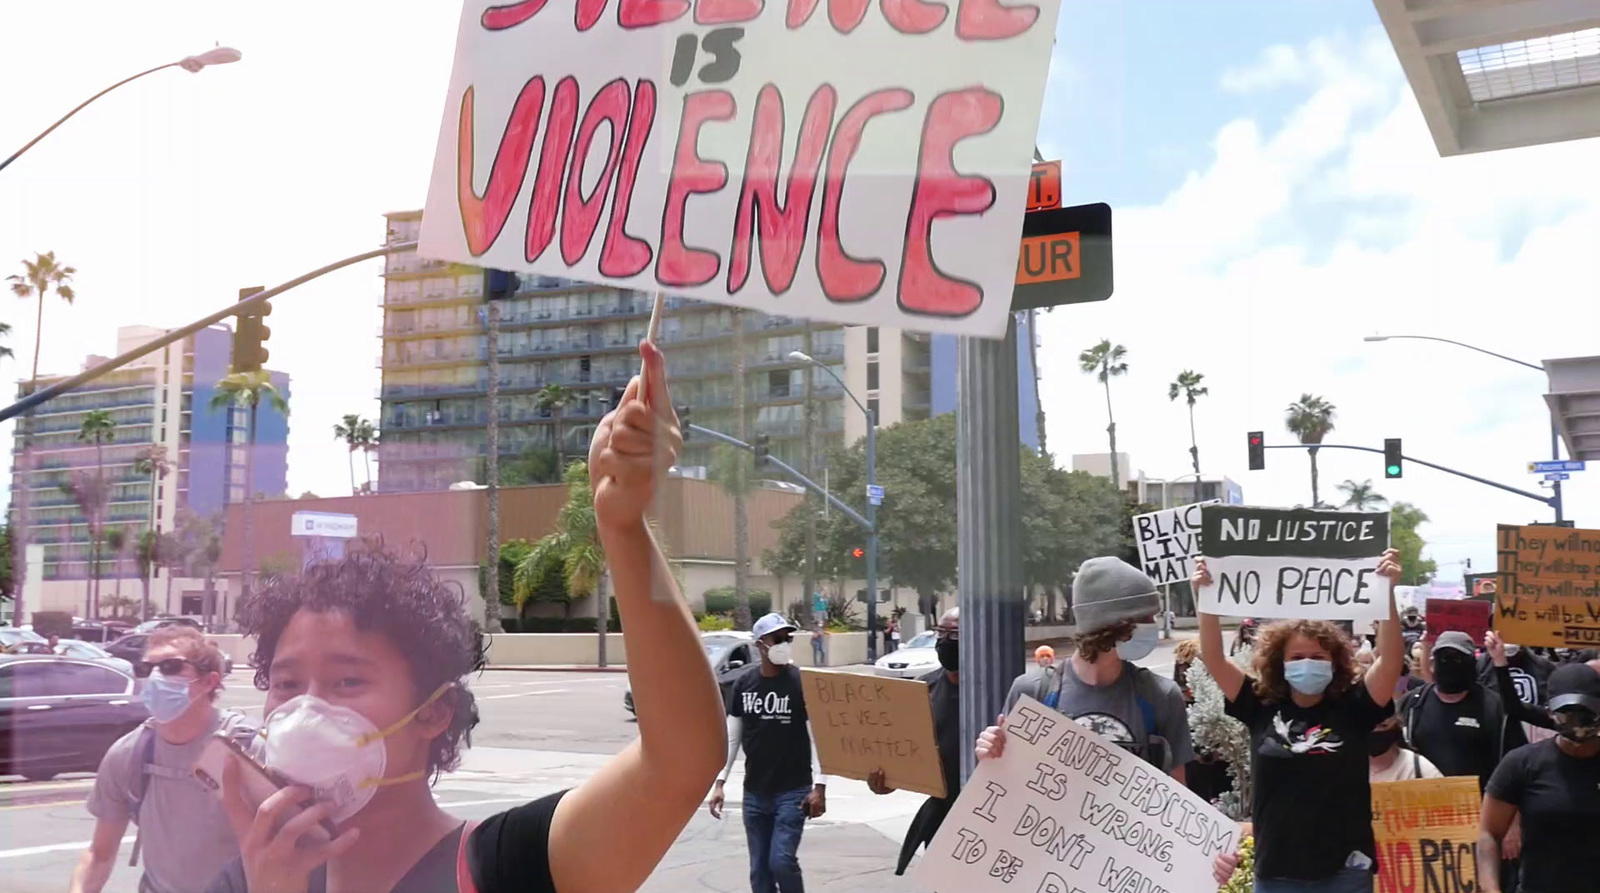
[865,410,878,663]
[0,62,180,173]
[1551,421,1565,524]
[958,316,1025,784]
[1262,443,1555,507]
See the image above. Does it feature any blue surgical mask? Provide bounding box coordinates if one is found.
[141,671,195,724]
[1116,624,1160,662]
[1283,659,1334,696]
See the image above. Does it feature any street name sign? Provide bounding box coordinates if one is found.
[866,484,884,506]
[1528,460,1585,473]
[1544,472,1570,481]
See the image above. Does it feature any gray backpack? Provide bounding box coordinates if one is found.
[126,710,255,868]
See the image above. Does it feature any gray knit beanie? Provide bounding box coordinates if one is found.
[1072,557,1160,635]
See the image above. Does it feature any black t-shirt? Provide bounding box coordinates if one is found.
[1404,686,1524,789]
[1486,740,1600,893]
[923,669,960,802]
[1478,652,1554,707]
[204,790,565,893]
[1225,680,1387,881]
[728,664,813,795]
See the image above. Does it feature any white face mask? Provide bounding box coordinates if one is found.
[765,641,793,666]
[260,685,448,824]
[1116,624,1161,662]
[1503,644,1521,658]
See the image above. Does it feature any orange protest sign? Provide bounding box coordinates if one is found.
[1495,523,1600,647]
[1371,777,1481,893]
[1027,160,1061,212]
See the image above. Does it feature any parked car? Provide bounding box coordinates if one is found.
[0,627,52,655]
[0,655,149,781]
[70,621,129,643]
[105,632,235,676]
[624,632,754,715]
[873,630,940,678]
[54,640,135,676]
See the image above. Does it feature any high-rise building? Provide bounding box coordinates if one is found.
[8,324,290,617]
[378,211,933,491]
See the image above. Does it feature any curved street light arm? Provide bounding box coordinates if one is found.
[0,62,185,173]
[807,357,869,419]
[1369,335,1543,372]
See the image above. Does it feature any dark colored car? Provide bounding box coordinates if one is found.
[107,632,235,676]
[0,655,149,781]
[624,633,754,715]
[70,621,129,644]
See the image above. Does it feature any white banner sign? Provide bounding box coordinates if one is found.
[1133,500,1216,585]
[290,512,359,539]
[912,694,1236,893]
[1196,505,1392,623]
[420,0,1063,338]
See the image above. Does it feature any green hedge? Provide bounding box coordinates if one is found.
[702,587,772,617]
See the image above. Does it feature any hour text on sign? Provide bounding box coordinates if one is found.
[1009,202,1114,311]
[1027,160,1061,211]
[1015,232,1079,284]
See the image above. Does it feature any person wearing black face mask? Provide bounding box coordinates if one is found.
[1398,632,1526,792]
[867,607,961,876]
[1367,702,1442,783]
[1480,663,1600,893]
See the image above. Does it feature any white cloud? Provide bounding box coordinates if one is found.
[1220,44,1306,93]
[1038,28,1600,580]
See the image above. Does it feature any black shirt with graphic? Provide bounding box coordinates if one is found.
[728,665,813,795]
[1226,680,1388,881]
[205,790,564,893]
[1404,685,1524,789]
[1479,651,1554,708]
[924,669,961,802]
[1486,740,1600,893]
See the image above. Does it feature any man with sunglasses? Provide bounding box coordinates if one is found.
[71,626,249,893]
[709,612,825,893]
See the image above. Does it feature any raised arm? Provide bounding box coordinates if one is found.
[548,344,726,893]
[1485,631,1554,729]
[1366,549,1405,707]
[1193,559,1246,700]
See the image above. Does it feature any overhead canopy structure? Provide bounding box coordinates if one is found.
[1544,355,1600,462]
[1373,0,1600,155]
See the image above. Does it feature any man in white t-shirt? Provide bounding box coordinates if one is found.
[1369,703,1442,783]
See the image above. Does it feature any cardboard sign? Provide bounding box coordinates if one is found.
[420,0,1064,339]
[799,668,944,798]
[912,695,1234,893]
[1371,777,1482,893]
[1494,523,1600,648]
[1424,598,1491,643]
[1027,160,1061,211]
[1197,506,1392,623]
[1133,501,1217,585]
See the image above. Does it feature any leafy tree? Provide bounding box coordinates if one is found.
[1079,340,1129,491]
[1389,501,1436,585]
[0,523,12,603]
[133,445,171,544]
[1285,394,1337,507]
[1337,479,1387,511]
[535,384,572,472]
[77,409,116,615]
[60,471,108,617]
[502,447,561,486]
[1168,370,1209,476]
[1022,456,1126,620]
[513,462,603,619]
[0,320,12,362]
[104,526,130,613]
[211,369,289,598]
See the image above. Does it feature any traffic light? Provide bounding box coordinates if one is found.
[851,547,865,559]
[753,434,770,466]
[484,268,516,300]
[678,404,692,440]
[232,287,271,373]
[1384,438,1403,479]
[1247,431,1265,471]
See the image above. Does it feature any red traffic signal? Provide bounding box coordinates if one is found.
[851,548,865,559]
[1247,431,1265,471]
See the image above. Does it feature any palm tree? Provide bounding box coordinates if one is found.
[210,369,289,600]
[1337,479,1388,511]
[60,472,108,617]
[333,414,369,495]
[1079,340,1129,491]
[513,462,605,623]
[77,409,116,616]
[535,384,571,473]
[132,444,170,622]
[9,250,76,625]
[357,420,378,493]
[731,309,752,630]
[103,527,130,612]
[135,530,162,622]
[1168,370,1209,476]
[0,321,12,361]
[1284,394,1337,507]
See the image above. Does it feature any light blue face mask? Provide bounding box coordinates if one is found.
[1116,624,1161,662]
[141,671,195,724]
[1283,658,1334,696]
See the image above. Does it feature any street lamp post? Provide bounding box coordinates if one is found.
[0,47,242,174]
[790,350,880,662]
[1364,335,1563,523]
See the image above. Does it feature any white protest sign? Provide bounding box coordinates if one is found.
[1197,505,1392,623]
[912,694,1235,893]
[420,0,1064,338]
[1132,501,1217,585]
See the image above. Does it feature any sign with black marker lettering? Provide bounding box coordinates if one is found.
[420,0,1064,338]
[1494,523,1600,647]
[1371,777,1481,893]
[1133,501,1217,585]
[799,668,945,798]
[1196,505,1391,623]
[911,694,1235,893]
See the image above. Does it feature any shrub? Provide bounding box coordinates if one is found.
[702,587,772,617]
[698,614,736,632]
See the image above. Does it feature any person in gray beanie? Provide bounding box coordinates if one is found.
[980,557,1193,782]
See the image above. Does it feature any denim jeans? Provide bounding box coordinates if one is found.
[742,787,809,893]
[1255,868,1373,893]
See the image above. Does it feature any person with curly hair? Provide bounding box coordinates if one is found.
[205,343,725,893]
[1197,549,1404,893]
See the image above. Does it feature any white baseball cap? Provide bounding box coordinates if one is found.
[751,613,797,640]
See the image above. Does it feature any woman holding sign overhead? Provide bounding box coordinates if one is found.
[1195,549,1404,893]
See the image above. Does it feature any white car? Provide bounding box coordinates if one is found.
[873,631,940,678]
[54,640,136,676]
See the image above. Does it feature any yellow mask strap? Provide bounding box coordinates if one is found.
[358,681,455,748]
[358,769,428,790]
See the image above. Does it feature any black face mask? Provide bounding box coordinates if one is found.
[1555,709,1600,743]
[1433,656,1475,694]
[1368,728,1403,757]
[936,638,959,672]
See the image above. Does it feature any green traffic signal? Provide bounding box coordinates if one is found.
[1386,465,1401,476]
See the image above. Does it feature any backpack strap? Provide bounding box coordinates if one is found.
[456,820,483,893]
[1128,665,1167,770]
[125,721,157,868]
